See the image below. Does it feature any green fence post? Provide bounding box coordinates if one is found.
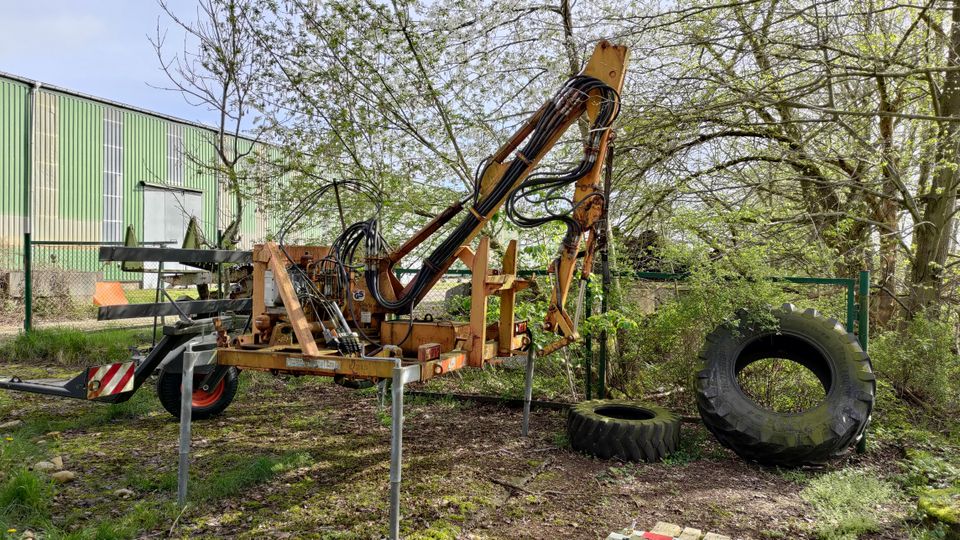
[855,270,871,454]
[858,271,869,353]
[584,286,592,401]
[23,83,36,333]
[23,234,31,332]
[599,254,611,400]
[845,281,856,333]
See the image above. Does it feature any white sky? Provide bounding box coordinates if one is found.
[0,0,222,125]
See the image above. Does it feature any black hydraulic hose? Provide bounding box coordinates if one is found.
[360,75,620,313]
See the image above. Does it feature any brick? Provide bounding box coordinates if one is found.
[702,533,731,540]
[678,527,703,540]
[639,533,675,540]
[651,522,684,536]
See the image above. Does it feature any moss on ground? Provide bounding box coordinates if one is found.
[918,486,960,526]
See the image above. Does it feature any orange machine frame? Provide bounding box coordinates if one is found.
[216,41,629,383]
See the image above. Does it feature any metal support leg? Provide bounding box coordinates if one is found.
[377,379,390,410]
[178,344,196,508]
[388,364,419,540]
[522,345,536,437]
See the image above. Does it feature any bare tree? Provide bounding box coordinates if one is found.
[152,0,264,247]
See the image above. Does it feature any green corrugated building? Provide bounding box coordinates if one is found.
[0,71,276,282]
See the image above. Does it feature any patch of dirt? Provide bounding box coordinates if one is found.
[0,364,914,539]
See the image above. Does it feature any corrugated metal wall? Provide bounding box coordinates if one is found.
[183,126,220,244]
[123,110,167,235]
[0,73,289,279]
[0,78,26,256]
[56,95,102,241]
[32,91,58,241]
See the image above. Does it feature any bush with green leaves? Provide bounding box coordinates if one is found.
[588,244,790,404]
[871,312,959,412]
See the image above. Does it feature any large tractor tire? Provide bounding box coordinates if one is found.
[157,367,240,420]
[567,400,681,462]
[696,304,875,466]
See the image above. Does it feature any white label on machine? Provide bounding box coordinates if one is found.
[263,270,278,307]
[286,357,339,371]
[361,311,372,324]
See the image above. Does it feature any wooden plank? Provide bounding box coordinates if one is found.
[498,240,518,355]
[263,242,320,357]
[455,246,475,268]
[468,237,489,367]
[252,244,267,321]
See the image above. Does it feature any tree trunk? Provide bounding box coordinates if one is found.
[909,1,960,313]
[873,76,901,328]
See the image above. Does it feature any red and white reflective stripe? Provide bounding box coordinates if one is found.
[86,362,135,399]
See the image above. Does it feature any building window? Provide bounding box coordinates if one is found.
[102,108,123,242]
[167,124,183,186]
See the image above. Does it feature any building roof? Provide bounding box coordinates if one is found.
[0,70,257,141]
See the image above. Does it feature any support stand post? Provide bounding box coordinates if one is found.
[388,364,419,540]
[178,343,196,508]
[522,345,536,437]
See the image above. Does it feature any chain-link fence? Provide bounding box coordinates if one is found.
[1,240,871,353]
[1,240,183,332]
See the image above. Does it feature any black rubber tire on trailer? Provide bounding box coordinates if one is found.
[156,367,240,420]
[696,303,875,466]
[567,400,681,462]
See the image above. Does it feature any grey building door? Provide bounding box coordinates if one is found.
[142,184,202,288]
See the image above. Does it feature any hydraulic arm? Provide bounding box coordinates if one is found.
[353,41,629,347]
[217,41,629,385]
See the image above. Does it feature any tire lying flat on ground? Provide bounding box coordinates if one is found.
[567,400,680,462]
[157,367,240,420]
[696,303,875,466]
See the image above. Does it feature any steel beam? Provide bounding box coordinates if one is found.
[98,246,252,264]
[97,299,252,320]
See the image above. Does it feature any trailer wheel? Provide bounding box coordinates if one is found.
[567,400,680,462]
[696,304,875,466]
[156,367,239,420]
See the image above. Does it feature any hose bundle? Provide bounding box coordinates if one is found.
[358,75,620,313]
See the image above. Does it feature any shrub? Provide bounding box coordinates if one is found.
[597,245,790,404]
[871,313,959,412]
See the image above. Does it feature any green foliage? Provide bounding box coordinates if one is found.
[0,469,50,524]
[899,449,960,493]
[737,358,826,413]
[800,469,897,540]
[0,328,151,367]
[660,425,729,465]
[604,244,789,401]
[872,313,959,411]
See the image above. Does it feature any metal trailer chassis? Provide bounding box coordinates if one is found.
[0,316,243,405]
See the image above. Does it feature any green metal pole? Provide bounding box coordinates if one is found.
[584,286,592,401]
[858,271,870,352]
[598,139,614,399]
[845,282,856,333]
[856,270,871,454]
[23,83,37,333]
